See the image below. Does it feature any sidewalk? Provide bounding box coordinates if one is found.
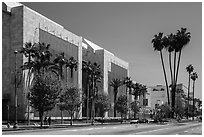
[2,121,131,132]
[2,119,198,132]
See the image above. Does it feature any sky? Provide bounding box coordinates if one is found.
[20,2,202,100]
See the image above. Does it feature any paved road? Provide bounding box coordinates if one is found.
[3,121,202,135]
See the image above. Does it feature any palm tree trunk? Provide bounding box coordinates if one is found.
[171,51,177,118]
[114,89,117,117]
[173,51,177,83]
[134,95,137,119]
[175,50,182,84]
[26,54,31,126]
[192,80,195,120]
[160,51,170,105]
[91,77,95,125]
[59,73,63,124]
[86,74,90,122]
[70,68,73,78]
[121,113,123,124]
[169,52,174,87]
[187,73,191,119]
[39,111,43,128]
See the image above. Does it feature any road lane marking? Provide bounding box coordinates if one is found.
[133,127,171,135]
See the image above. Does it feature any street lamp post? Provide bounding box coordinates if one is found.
[13,50,18,128]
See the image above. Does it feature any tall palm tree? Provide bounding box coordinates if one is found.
[186,64,194,119]
[82,61,93,122]
[164,34,175,87]
[90,62,102,125]
[152,33,170,106]
[175,28,191,84]
[53,52,68,124]
[18,42,37,125]
[123,77,133,119]
[19,42,54,125]
[140,85,147,119]
[169,28,190,118]
[191,72,198,120]
[110,78,123,117]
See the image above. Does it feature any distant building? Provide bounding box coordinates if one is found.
[147,84,188,110]
[147,85,168,109]
[2,2,129,120]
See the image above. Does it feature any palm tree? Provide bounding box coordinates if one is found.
[110,78,123,117]
[90,62,102,125]
[170,28,191,118]
[123,77,133,119]
[123,77,133,96]
[164,34,175,86]
[191,72,198,120]
[53,52,67,80]
[66,57,78,78]
[19,42,54,125]
[131,83,141,118]
[152,33,170,106]
[140,85,147,119]
[20,42,54,85]
[53,52,68,124]
[18,42,38,89]
[175,28,191,84]
[186,64,194,119]
[82,61,93,122]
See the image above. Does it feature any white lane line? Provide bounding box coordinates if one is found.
[133,127,171,135]
[184,131,188,132]
[61,129,78,132]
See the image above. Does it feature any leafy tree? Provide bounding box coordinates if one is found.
[115,95,128,123]
[28,72,61,128]
[175,93,185,118]
[130,101,139,119]
[110,78,123,117]
[59,87,82,126]
[95,93,110,124]
[158,103,171,119]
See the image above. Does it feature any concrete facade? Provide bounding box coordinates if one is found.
[2,2,129,120]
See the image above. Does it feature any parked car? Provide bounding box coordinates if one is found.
[130,119,140,124]
[139,119,148,123]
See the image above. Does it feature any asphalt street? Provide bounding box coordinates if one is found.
[2,121,202,135]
